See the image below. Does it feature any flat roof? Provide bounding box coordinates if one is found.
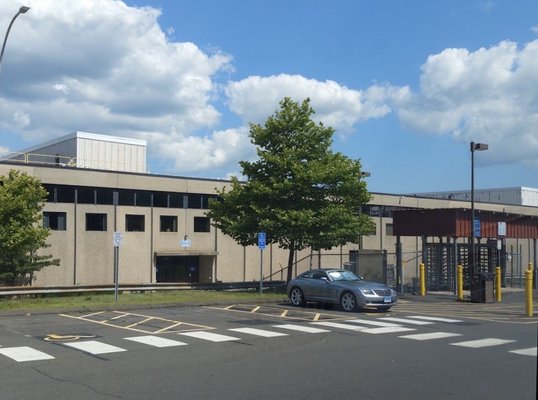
[11,131,147,154]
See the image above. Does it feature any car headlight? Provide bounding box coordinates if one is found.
[390,289,397,296]
[360,289,376,296]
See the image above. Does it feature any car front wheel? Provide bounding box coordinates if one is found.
[340,292,357,312]
[290,287,306,307]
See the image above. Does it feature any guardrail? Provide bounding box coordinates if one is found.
[0,281,287,298]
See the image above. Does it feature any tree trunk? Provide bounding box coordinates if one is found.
[286,241,295,283]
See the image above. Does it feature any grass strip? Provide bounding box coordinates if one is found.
[0,289,288,314]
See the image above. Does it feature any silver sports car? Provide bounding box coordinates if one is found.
[287,268,397,311]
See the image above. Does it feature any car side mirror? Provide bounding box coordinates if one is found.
[320,277,329,283]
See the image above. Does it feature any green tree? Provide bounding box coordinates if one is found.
[207,97,374,282]
[0,170,59,286]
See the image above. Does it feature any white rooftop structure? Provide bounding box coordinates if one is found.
[4,131,147,173]
[412,187,538,207]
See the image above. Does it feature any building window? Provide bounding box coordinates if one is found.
[386,223,394,236]
[86,213,107,231]
[160,216,178,232]
[126,214,145,232]
[153,192,169,208]
[77,187,96,204]
[194,216,210,232]
[43,212,66,230]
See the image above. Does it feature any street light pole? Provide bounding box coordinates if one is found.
[470,141,488,285]
[0,6,30,74]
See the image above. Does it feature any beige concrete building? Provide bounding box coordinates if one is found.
[1,133,537,290]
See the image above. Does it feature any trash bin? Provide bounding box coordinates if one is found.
[470,272,495,303]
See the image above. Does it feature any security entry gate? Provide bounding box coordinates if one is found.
[424,241,500,291]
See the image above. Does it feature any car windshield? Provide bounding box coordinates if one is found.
[327,270,361,282]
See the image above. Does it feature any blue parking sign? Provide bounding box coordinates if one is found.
[258,232,266,250]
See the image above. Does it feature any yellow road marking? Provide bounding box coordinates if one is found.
[59,311,214,334]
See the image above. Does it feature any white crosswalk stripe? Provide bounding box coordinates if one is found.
[178,331,240,342]
[404,316,463,323]
[273,324,331,333]
[345,319,401,327]
[399,332,463,341]
[450,338,516,348]
[229,327,288,337]
[124,335,188,347]
[63,340,127,355]
[509,347,537,357]
[361,326,416,334]
[311,321,367,331]
[0,346,55,362]
[379,317,434,325]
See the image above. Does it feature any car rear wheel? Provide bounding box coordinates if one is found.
[340,292,357,312]
[290,287,306,307]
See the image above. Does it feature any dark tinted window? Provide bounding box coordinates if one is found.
[169,193,183,208]
[136,191,152,207]
[43,212,66,230]
[126,214,145,232]
[160,216,178,232]
[86,213,107,231]
[96,188,114,205]
[118,189,135,206]
[77,187,95,204]
[153,192,168,208]
[193,216,210,232]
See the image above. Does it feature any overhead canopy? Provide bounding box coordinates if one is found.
[393,208,537,239]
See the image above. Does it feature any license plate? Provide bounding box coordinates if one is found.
[383,296,392,303]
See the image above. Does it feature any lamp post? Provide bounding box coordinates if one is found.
[0,6,30,74]
[470,141,488,285]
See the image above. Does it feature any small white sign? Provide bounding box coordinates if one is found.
[113,232,123,247]
[181,239,191,248]
[498,222,506,237]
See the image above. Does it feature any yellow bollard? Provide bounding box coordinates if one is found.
[495,266,502,303]
[525,263,533,317]
[457,265,463,301]
[419,263,426,296]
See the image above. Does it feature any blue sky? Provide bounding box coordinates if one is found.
[1,0,537,194]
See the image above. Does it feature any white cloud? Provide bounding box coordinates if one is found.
[0,0,232,166]
[0,146,9,155]
[147,126,254,175]
[225,74,407,133]
[395,40,538,166]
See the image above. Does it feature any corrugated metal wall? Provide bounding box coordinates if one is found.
[394,208,537,239]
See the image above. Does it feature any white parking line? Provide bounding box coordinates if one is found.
[509,347,537,357]
[399,332,463,341]
[63,340,127,355]
[450,338,516,348]
[0,346,55,362]
[178,331,241,342]
[273,324,331,333]
[229,328,288,337]
[405,316,463,323]
[380,317,434,325]
[124,336,188,348]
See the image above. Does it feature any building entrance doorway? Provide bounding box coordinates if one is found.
[156,256,200,283]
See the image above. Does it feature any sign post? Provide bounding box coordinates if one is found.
[113,232,123,302]
[258,232,266,294]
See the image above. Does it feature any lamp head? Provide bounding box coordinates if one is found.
[19,6,30,14]
[471,142,489,152]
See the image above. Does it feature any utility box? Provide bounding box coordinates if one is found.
[470,272,495,303]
